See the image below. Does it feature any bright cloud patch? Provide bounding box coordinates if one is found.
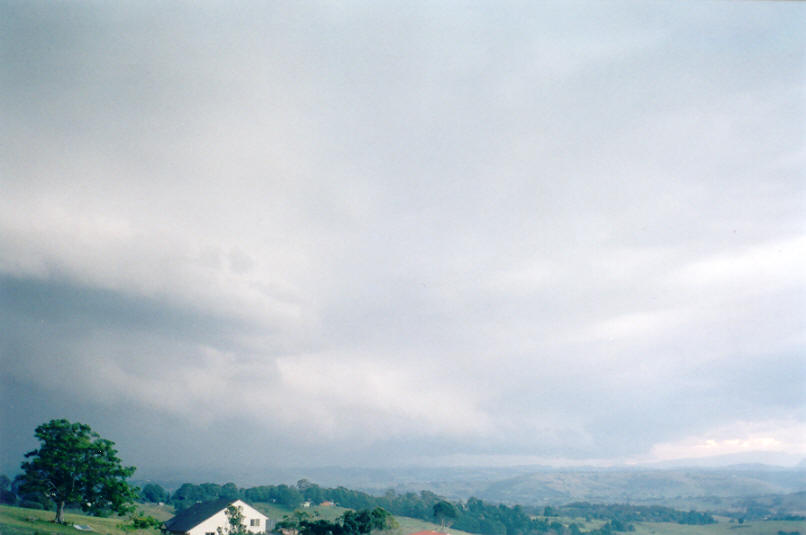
[276,354,493,439]
[649,420,806,462]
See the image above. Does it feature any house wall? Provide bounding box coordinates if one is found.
[186,500,269,535]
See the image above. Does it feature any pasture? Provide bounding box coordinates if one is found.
[1,503,802,535]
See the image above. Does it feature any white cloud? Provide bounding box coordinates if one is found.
[275,353,494,439]
[487,260,555,294]
[674,236,806,293]
[649,419,806,463]
[588,308,687,341]
[1,0,804,469]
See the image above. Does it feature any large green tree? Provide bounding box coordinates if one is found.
[19,419,138,523]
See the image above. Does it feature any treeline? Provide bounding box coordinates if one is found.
[553,503,716,526]
[276,508,397,535]
[4,474,718,535]
[733,495,806,522]
[148,480,648,535]
[0,473,51,510]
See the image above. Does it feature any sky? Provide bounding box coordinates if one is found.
[1,1,805,481]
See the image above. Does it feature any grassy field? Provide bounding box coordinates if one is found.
[0,501,472,535]
[631,519,806,535]
[250,503,352,524]
[2,503,802,535]
[248,502,475,535]
[0,505,160,535]
[533,516,606,532]
[132,503,174,522]
[391,516,475,535]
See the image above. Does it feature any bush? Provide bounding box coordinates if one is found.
[130,514,163,529]
[0,489,17,504]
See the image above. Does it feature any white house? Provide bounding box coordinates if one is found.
[165,499,270,535]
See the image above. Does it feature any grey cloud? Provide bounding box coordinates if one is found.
[2,1,804,475]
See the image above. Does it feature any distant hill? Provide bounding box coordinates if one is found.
[138,463,806,507]
[470,468,806,505]
[270,465,806,506]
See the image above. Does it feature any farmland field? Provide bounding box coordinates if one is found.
[2,503,803,535]
[250,503,352,524]
[249,502,475,535]
[631,518,805,535]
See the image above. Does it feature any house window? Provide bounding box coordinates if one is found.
[206,532,216,535]
[250,519,260,527]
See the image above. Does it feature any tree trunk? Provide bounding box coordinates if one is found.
[55,501,65,524]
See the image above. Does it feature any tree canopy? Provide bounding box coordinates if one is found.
[18,419,138,523]
[164,480,716,535]
[140,483,169,503]
[276,506,397,535]
[433,501,457,531]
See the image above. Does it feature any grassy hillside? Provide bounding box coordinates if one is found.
[0,502,476,535]
[4,503,801,535]
[0,505,160,535]
[392,516,476,535]
[247,502,799,535]
[630,519,806,535]
[133,503,175,522]
[249,502,476,535]
[250,503,352,524]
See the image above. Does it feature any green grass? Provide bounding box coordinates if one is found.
[249,503,293,521]
[306,505,351,523]
[246,502,474,535]
[249,503,351,523]
[0,505,161,535]
[631,519,806,535]
[6,502,801,535]
[390,517,475,535]
[535,516,607,531]
[530,511,806,535]
[132,503,174,522]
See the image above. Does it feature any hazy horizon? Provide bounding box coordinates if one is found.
[1,1,804,478]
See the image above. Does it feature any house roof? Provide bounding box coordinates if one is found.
[165,498,247,533]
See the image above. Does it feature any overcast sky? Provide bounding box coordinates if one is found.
[1,1,804,480]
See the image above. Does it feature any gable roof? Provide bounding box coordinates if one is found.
[165,498,238,532]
